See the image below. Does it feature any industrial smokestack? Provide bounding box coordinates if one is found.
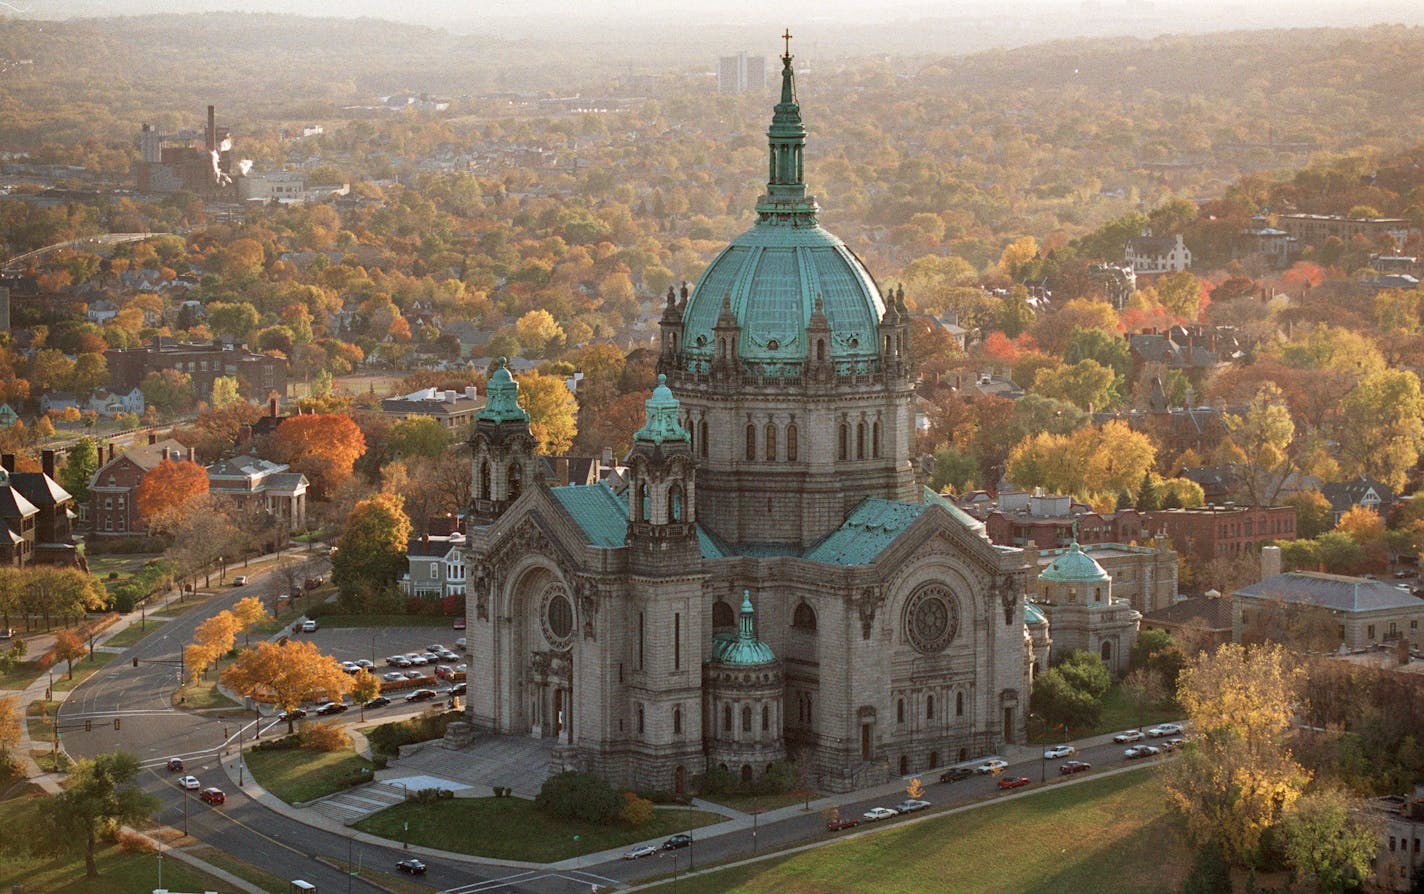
[207,105,216,153]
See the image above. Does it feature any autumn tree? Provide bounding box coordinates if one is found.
[387,415,452,459]
[22,568,107,629]
[59,437,99,504]
[1278,787,1381,893]
[1030,358,1118,411]
[1222,383,1297,505]
[135,458,209,522]
[231,595,270,646]
[53,629,87,680]
[1285,490,1335,540]
[161,497,242,589]
[0,694,19,769]
[210,375,242,408]
[515,309,565,357]
[184,610,241,681]
[332,492,411,601]
[220,639,352,734]
[1335,505,1385,546]
[906,776,924,800]
[1164,643,1310,867]
[1006,420,1156,509]
[518,371,578,455]
[35,751,158,878]
[268,412,367,499]
[139,368,195,416]
[351,669,381,720]
[1336,369,1424,489]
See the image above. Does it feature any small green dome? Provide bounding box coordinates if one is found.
[477,357,529,424]
[633,374,690,445]
[1039,541,1110,584]
[712,590,777,667]
[1024,602,1048,626]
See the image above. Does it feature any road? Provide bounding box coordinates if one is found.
[58,567,1177,892]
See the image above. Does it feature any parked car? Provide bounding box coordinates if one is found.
[340,661,360,674]
[199,787,226,805]
[662,834,692,850]
[623,845,658,860]
[403,670,424,680]
[453,617,466,630]
[826,816,860,831]
[299,620,318,633]
[1043,745,1076,759]
[231,576,247,587]
[975,759,1008,774]
[426,644,446,654]
[997,776,1031,790]
[1059,760,1092,775]
[450,682,467,695]
[355,659,375,670]
[395,858,427,875]
[1163,737,1187,751]
[1112,730,1144,743]
[278,708,307,721]
[895,799,931,814]
[1146,723,1183,738]
[939,766,975,783]
[434,665,455,681]
[862,807,899,822]
[178,775,201,790]
[455,637,467,650]
[382,672,405,682]
[1124,745,1161,760]
[405,689,438,702]
[364,696,392,709]
[315,702,348,716]
[166,758,184,772]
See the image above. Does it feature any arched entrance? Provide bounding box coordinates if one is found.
[507,565,576,742]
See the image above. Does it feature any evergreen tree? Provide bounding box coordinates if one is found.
[1180,840,1232,894]
[58,437,99,503]
[1137,470,1161,511]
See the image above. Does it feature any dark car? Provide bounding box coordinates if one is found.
[450,682,467,695]
[199,787,226,805]
[166,758,184,772]
[405,688,438,702]
[662,833,692,850]
[277,708,307,721]
[315,702,348,716]
[826,816,860,831]
[997,776,1031,790]
[396,858,427,875]
[938,767,974,783]
[1059,760,1092,775]
[364,696,392,709]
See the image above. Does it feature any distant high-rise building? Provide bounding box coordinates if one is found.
[718,52,766,94]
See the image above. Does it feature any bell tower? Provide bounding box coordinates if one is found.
[470,358,536,524]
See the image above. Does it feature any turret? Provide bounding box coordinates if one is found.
[625,375,698,566]
[711,293,741,382]
[806,294,833,383]
[658,285,684,375]
[470,358,536,524]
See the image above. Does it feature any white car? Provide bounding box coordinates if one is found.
[178,775,201,790]
[1146,723,1183,738]
[455,637,467,650]
[1112,730,1144,743]
[862,807,899,822]
[299,620,318,633]
[975,759,1008,774]
[623,844,658,860]
[1043,745,1076,760]
[1125,745,1162,760]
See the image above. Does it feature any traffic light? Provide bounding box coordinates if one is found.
[133,657,139,667]
[114,718,120,731]
[84,720,91,732]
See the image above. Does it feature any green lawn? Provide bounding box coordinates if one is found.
[701,791,814,814]
[317,613,456,628]
[0,792,229,893]
[51,650,119,693]
[185,845,291,892]
[102,620,166,649]
[244,746,373,803]
[355,797,725,862]
[639,770,1191,894]
[1027,685,1181,743]
[0,659,42,690]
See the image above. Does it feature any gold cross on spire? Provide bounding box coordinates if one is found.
[782,28,793,58]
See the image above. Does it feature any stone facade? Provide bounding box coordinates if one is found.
[458,48,1030,796]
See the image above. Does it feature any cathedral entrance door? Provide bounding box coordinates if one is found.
[861,723,873,761]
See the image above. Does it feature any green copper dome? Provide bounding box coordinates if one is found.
[680,44,886,376]
[1039,541,1110,584]
[478,357,529,424]
[712,590,777,667]
[1024,602,1048,626]
[633,374,690,445]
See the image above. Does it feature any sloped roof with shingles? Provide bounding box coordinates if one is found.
[1142,596,1234,629]
[551,481,628,549]
[803,499,932,565]
[1235,572,1423,613]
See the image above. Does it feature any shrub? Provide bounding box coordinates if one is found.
[300,721,350,752]
[752,760,798,796]
[252,733,302,752]
[115,829,157,854]
[698,766,738,795]
[620,791,655,826]
[366,711,460,755]
[535,771,621,823]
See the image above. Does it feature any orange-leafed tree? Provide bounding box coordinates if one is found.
[219,640,352,734]
[268,413,366,499]
[53,629,87,680]
[135,459,209,522]
[184,610,242,681]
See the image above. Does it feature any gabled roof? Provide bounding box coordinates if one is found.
[550,481,628,548]
[1320,475,1394,514]
[1236,572,1424,613]
[9,471,72,507]
[94,439,188,480]
[1142,595,1234,629]
[0,479,39,519]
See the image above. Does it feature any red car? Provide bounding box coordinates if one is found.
[1059,760,1092,775]
[199,787,226,805]
[452,617,467,630]
[826,817,860,831]
[997,776,1031,790]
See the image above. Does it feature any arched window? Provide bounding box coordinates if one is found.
[1101,641,1113,663]
[929,750,939,768]
[637,483,649,523]
[637,706,645,734]
[872,420,881,458]
[719,337,727,359]
[478,460,490,500]
[699,419,708,458]
[712,601,735,630]
[816,339,826,361]
[927,694,935,720]
[507,463,523,500]
[956,691,964,716]
[838,422,849,461]
[673,706,682,736]
[742,706,752,733]
[723,704,732,732]
[745,423,756,461]
[761,705,770,731]
[856,421,866,459]
[786,423,798,461]
[668,484,683,522]
[741,764,753,784]
[793,602,817,631]
[899,755,909,775]
[765,423,777,460]
[897,698,905,724]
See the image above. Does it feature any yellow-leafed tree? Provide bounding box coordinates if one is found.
[220,640,352,734]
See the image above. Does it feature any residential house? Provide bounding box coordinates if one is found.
[1125,232,1191,276]
[401,531,467,599]
[0,450,80,567]
[0,404,18,427]
[1236,216,1295,269]
[956,489,1148,549]
[1369,785,1424,892]
[88,437,194,536]
[380,386,483,431]
[86,298,120,323]
[1321,475,1395,525]
[205,455,308,531]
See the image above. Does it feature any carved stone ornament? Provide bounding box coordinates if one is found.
[856,587,885,640]
[575,578,598,641]
[903,584,960,655]
[540,582,575,652]
[472,561,491,621]
[995,573,1023,626]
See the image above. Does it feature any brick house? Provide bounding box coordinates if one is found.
[88,437,194,536]
[105,338,287,399]
[956,490,1147,550]
[1144,505,1296,561]
[206,455,309,531]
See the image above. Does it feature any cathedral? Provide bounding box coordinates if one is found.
[460,43,1031,794]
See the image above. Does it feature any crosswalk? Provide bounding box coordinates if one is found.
[439,868,623,893]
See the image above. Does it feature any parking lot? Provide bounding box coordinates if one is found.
[284,620,468,709]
